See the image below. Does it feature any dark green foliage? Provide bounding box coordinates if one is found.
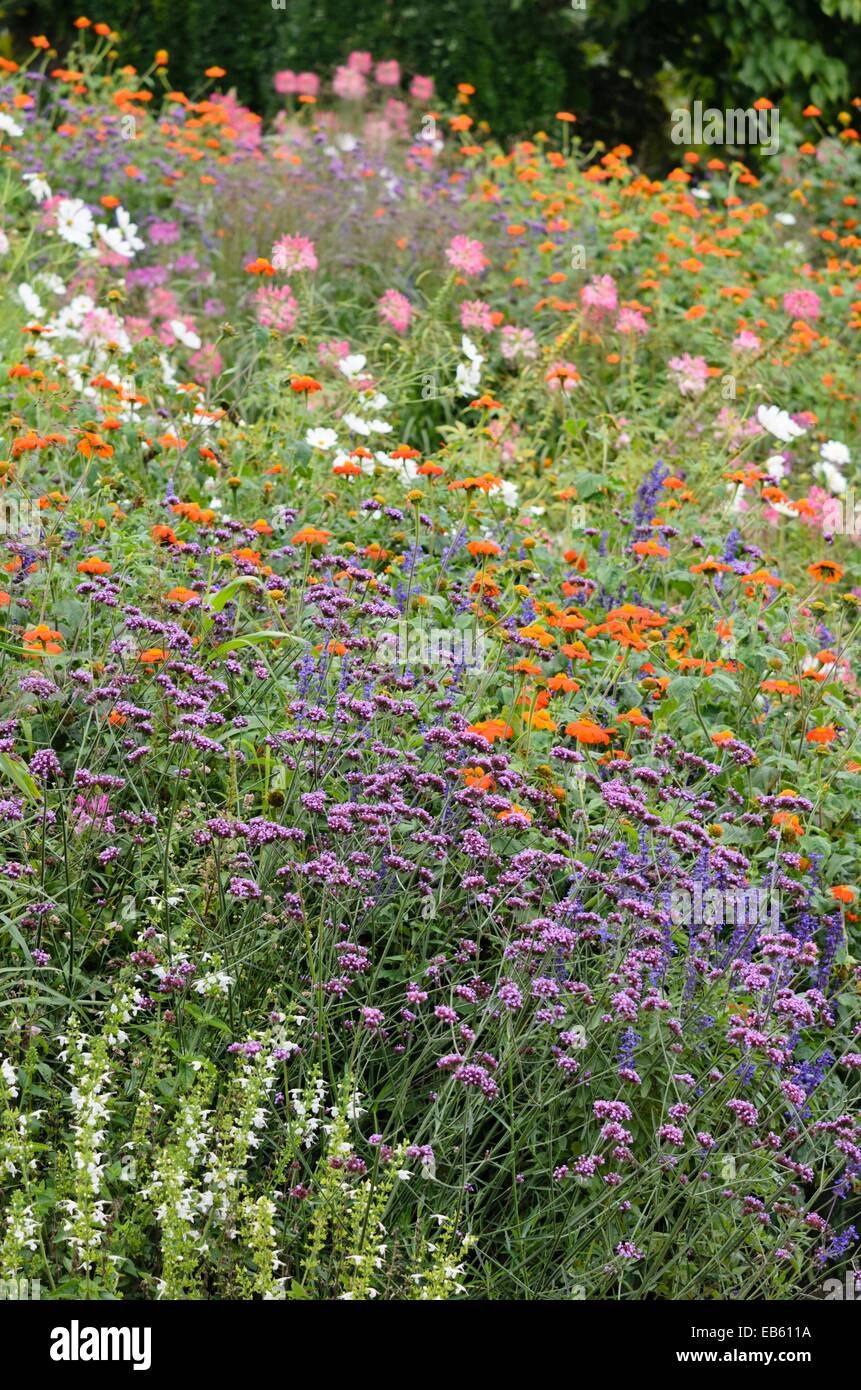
[3,0,861,159]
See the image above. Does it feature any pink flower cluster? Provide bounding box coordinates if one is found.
[271,234,318,274]
[446,235,488,278]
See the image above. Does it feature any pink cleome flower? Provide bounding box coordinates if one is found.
[274,70,319,98]
[333,66,367,101]
[580,273,617,321]
[783,289,821,322]
[616,306,649,336]
[375,60,401,88]
[377,288,413,333]
[271,234,318,273]
[347,50,373,74]
[255,284,298,331]
[500,325,538,360]
[445,235,488,277]
[668,353,710,396]
[459,299,495,332]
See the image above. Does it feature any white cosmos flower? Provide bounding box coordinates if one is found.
[51,293,95,334]
[35,272,65,295]
[97,224,128,257]
[305,427,338,450]
[18,283,45,318]
[23,171,52,202]
[765,454,786,481]
[0,230,8,256]
[774,212,796,226]
[116,206,145,251]
[0,112,23,138]
[821,439,850,466]
[814,460,848,494]
[377,452,419,484]
[168,319,202,350]
[95,206,144,259]
[159,353,178,387]
[338,353,367,380]
[756,403,807,443]
[343,412,391,435]
[489,479,519,509]
[456,359,482,396]
[56,198,94,250]
[456,334,484,397]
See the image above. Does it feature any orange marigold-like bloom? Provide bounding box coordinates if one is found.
[23,623,63,656]
[459,765,495,791]
[744,568,783,593]
[617,707,651,729]
[77,431,113,459]
[563,548,587,573]
[760,679,800,696]
[632,540,670,558]
[291,526,331,546]
[806,725,836,744]
[807,560,843,583]
[468,718,513,744]
[607,604,666,628]
[529,707,558,732]
[565,719,613,745]
[231,547,263,567]
[151,524,178,545]
[560,640,591,661]
[517,623,555,648]
[690,557,732,574]
[76,557,112,575]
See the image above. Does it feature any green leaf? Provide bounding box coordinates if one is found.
[182,1002,232,1034]
[205,575,264,623]
[0,751,41,803]
[210,630,305,658]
